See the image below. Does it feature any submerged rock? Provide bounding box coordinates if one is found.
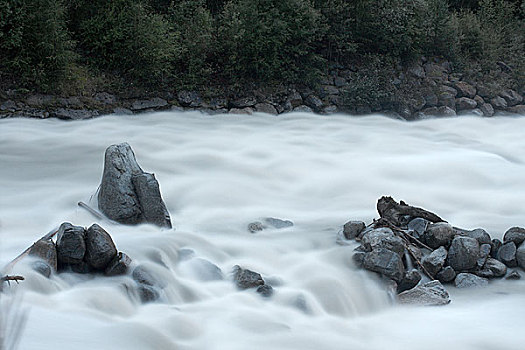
[454,273,488,288]
[137,284,160,303]
[233,266,265,289]
[56,223,86,265]
[105,252,132,276]
[31,261,52,278]
[256,284,274,298]
[398,280,450,306]
[264,217,293,229]
[29,239,57,271]
[516,243,525,270]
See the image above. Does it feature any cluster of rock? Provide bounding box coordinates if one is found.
[233,265,273,298]
[343,196,525,306]
[1,58,523,121]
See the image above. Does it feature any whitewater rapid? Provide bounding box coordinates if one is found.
[1,112,525,349]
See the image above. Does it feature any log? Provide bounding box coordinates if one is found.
[377,196,444,227]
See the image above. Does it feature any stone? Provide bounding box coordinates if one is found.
[408,64,425,78]
[113,107,133,115]
[319,85,339,98]
[515,243,525,270]
[322,105,338,114]
[423,222,455,249]
[500,89,523,106]
[456,97,477,111]
[361,228,405,256]
[352,251,366,268]
[130,98,168,111]
[137,284,160,303]
[424,93,439,107]
[477,244,491,268]
[458,108,483,117]
[397,270,422,293]
[491,238,502,258]
[177,91,202,107]
[0,100,17,111]
[454,81,476,98]
[508,105,525,114]
[229,107,253,115]
[474,95,485,106]
[505,270,521,280]
[25,94,55,107]
[454,273,488,288]
[256,284,274,297]
[94,92,116,105]
[497,242,517,267]
[398,280,450,306]
[424,63,447,80]
[465,228,491,245]
[29,239,57,271]
[132,265,162,286]
[31,261,52,278]
[304,95,324,112]
[363,248,405,282]
[233,266,265,289]
[264,217,293,229]
[231,96,257,108]
[247,222,265,233]
[254,103,278,115]
[437,106,456,117]
[481,258,507,278]
[105,252,132,276]
[436,266,456,283]
[490,96,507,109]
[448,236,480,271]
[288,90,303,107]
[407,218,428,239]
[342,221,366,240]
[422,246,448,277]
[52,108,99,120]
[56,223,86,265]
[98,143,172,228]
[480,103,494,117]
[293,105,313,113]
[503,227,525,246]
[84,224,117,270]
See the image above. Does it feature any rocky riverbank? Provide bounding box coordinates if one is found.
[1,57,524,120]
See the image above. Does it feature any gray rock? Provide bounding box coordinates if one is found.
[503,227,525,246]
[288,90,303,107]
[0,100,17,111]
[422,246,448,277]
[52,108,99,120]
[264,217,293,229]
[436,266,456,283]
[505,270,521,280]
[491,238,502,258]
[424,93,439,107]
[256,284,274,297]
[424,63,448,80]
[31,261,52,278]
[408,218,428,239]
[424,222,456,249]
[515,243,525,270]
[113,107,133,115]
[231,96,257,108]
[507,105,525,114]
[480,258,507,278]
[130,98,168,111]
[398,280,450,306]
[456,97,477,111]
[105,252,132,276]
[132,265,158,286]
[397,270,422,293]
[56,223,86,265]
[248,222,264,233]
[454,81,476,98]
[458,108,483,117]
[304,95,324,112]
[342,221,366,240]
[500,89,523,106]
[474,95,485,106]
[254,103,278,115]
[293,105,313,113]
[361,228,405,256]
[181,257,224,281]
[229,107,253,115]
[497,242,517,267]
[465,228,491,245]
[437,106,456,117]
[322,105,338,114]
[94,92,117,105]
[137,284,160,303]
[363,248,405,282]
[29,239,57,271]
[477,244,491,268]
[177,91,202,107]
[480,103,494,117]
[454,273,488,288]
[448,236,480,271]
[84,224,117,270]
[233,266,265,289]
[98,143,172,228]
[490,96,507,109]
[408,64,425,78]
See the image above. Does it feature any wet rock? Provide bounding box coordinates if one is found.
[515,243,525,270]
[231,96,256,108]
[229,107,253,115]
[422,246,448,277]
[177,91,202,107]
[363,248,405,282]
[377,196,443,228]
[323,105,338,114]
[490,238,502,258]
[137,284,160,303]
[448,236,480,271]
[180,257,224,281]
[397,270,422,293]
[500,89,523,106]
[29,239,57,271]
[423,222,455,249]
[84,224,117,270]
[352,251,366,268]
[503,227,525,246]
[305,95,324,112]
[132,265,159,286]
[398,280,450,306]
[361,228,405,256]
[0,100,17,111]
[436,266,456,283]
[94,92,117,105]
[56,223,86,265]
[293,105,313,113]
[505,270,521,280]
[407,218,428,239]
[508,105,525,114]
[490,96,507,109]
[454,273,488,288]
[105,252,132,276]
[480,103,494,117]
[342,221,366,240]
[497,242,517,267]
[31,261,52,278]
[233,266,265,289]
[264,217,293,229]
[256,284,274,297]
[248,222,265,233]
[436,106,456,117]
[254,103,278,115]
[113,107,133,115]
[477,244,491,268]
[288,90,303,107]
[477,258,507,278]
[465,228,491,245]
[454,81,476,98]
[98,143,171,228]
[456,97,477,111]
[52,108,99,120]
[130,98,168,111]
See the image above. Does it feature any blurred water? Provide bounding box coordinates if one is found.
[1,112,524,349]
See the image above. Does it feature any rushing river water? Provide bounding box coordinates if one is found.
[1,112,525,350]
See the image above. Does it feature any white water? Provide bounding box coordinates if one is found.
[1,112,525,349]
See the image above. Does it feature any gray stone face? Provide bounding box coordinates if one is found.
[84,224,118,270]
[422,246,448,277]
[436,266,456,283]
[503,227,525,246]
[515,243,525,270]
[455,273,488,288]
[342,221,366,240]
[105,252,132,276]
[423,222,456,249]
[397,270,422,293]
[56,223,86,265]
[398,280,450,306]
[363,248,405,282]
[98,143,171,228]
[361,228,405,256]
[497,242,517,267]
[233,266,265,289]
[29,239,57,271]
[448,236,480,271]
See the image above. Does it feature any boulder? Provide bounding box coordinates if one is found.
[84,224,117,270]
[105,252,132,276]
[288,90,303,107]
[465,228,491,245]
[361,228,405,256]
[454,81,476,98]
[505,270,521,280]
[478,258,507,278]
[98,143,172,228]
[398,280,450,306]
[29,239,57,271]
[438,92,456,108]
[376,196,443,227]
[454,273,488,288]
[52,108,99,120]
[508,105,525,115]
[31,261,52,278]
[515,243,525,270]
[56,223,86,265]
[363,248,405,282]
[229,107,253,115]
[503,227,525,246]
[480,103,494,117]
[490,96,507,109]
[437,106,456,117]
[177,91,202,107]
[397,270,422,293]
[436,266,456,283]
[352,251,366,268]
[424,93,439,107]
[497,242,517,267]
[423,222,455,249]
[456,97,477,111]
[233,266,265,289]
[130,98,168,111]
[448,236,480,271]
[254,103,278,115]
[293,105,313,113]
[500,89,523,106]
[304,95,324,112]
[132,265,159,286]
[342,221,366,240]
[422,246,448,277]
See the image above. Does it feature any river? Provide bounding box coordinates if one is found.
[1,111,525,349]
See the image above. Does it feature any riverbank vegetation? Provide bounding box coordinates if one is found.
[0,0,523,94]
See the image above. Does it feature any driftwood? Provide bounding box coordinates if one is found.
[78,201,105,220]
[377,196,444,227]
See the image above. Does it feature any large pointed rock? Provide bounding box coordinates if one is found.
[98,143,171,228]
